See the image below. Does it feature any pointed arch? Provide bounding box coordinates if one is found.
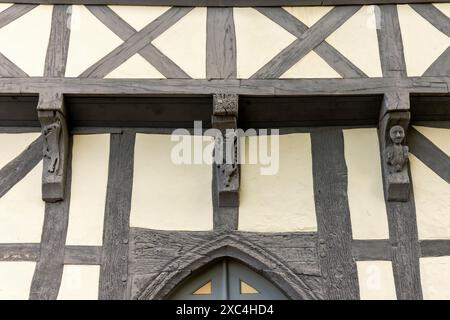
[135,233,323,300]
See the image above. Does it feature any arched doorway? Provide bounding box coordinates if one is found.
[169,259,288,300]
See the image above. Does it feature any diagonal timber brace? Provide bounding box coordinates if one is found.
[378,91,411,202]
[37,92,69,202]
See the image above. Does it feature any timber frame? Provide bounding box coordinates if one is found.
[0,3,449,300]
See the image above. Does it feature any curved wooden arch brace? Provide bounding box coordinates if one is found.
[129,229,322,300]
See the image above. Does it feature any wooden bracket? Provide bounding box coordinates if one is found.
[379,92,411,202]
[37,92,68,203]
[212,93,239,207]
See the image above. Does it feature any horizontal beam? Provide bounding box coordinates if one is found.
[420,240,450,257]
[352,240,391,261]
[0,244,102,264]
[0,77,446,96]
[0,0,447,6]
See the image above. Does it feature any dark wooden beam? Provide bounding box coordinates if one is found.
[251,6,361,79]
[0,1,447,6]
[64,245,102,265]
[0,4,37,29]
[0,244,40,261]
[408,127,450,184]
[311,129,359,300]
[0,52,28,77]
[352,240,391,261]
[0,135,43,199]
[0,77,447,95]
[423,47,450,77]
[99,131,135,299]
[376,5,407,78]
[29,137,72,300]
[420,240,450,257]
[206,7,237,79]
[44,5,71,77]
[86,5,189,79]
[80,7,193,78]
[410,4,450,38]
[256,7,366,78]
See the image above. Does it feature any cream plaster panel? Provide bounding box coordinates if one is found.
[326,6,382,77]
[105,53,165,78]
[343,129,389,240]
[398,4,450,77]
[0,162,45,243]
[234,8,296,79]
[0,262,35,300]
[65,5,123,77]
[434,3,450,18]
[108,5,170,31]
[130,134,213,230]
[152,7,206,79]
[281,51,341,78]
[413,126,450,156]
[0,4,12,14]
[283,6,333,27]
[66,135,110,246]
[239,134,317,232]
[410,154,450,240]
[0,5,52,76]
[357,261,397,300]
[0,133,40,169]
[420,257,450,300]
[57,265,100,300]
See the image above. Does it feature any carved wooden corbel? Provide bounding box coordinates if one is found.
[379,91,411,202]
[37,92,68,202]
[212,93,239,207]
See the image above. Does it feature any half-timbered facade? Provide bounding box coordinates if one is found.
[0,1,449,300]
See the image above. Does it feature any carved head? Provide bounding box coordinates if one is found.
[390,125,405,144]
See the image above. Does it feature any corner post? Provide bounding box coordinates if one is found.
[37,91,68,202]
[379,91,411,202]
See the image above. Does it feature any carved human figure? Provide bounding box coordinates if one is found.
[386,125,408,173]
[43,119,62,174]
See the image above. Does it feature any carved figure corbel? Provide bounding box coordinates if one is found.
[212,93,239,207]
[38,92,68,202]
[379,92,411,202]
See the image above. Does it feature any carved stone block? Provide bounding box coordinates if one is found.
[37,92,68,202]
[379,93,411,202]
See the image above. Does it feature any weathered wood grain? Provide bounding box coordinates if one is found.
[0,4,37,29]
[408,126,450,184]
[0,77,447,95]
[0,135,43,199]
[130,229,322,299]
[80,7,193,78]
[0,244,40,261]
[256,7,366,78]
[352,240,391,261]
[423,47,450,77]
[311,129,359,300]
[0,0,446,6]
[384,166,423,299]
[206,7,236,79]
[29,137,72,300]
[420,240,450,257]
[212,165,238,230]
[0,52,28,77]
[44,5,71,77]
[64,246,102,265]
[86,5,189,79]
[99,131,135,300]
[410,4,450,37]
[251,6,361,79]
[376,5,407,78]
